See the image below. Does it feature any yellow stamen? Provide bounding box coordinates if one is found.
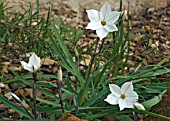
[101,20,106,26]
[120,94,126,99]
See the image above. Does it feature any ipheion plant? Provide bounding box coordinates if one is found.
[86,3,121,40]
[105,81,142,111]
[20,53,41,120]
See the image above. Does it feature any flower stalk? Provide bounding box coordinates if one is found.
[74,47,79,114]
[32,71,37,120]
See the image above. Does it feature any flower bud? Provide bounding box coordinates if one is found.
[58,67,62,81]
[121,10,128,20]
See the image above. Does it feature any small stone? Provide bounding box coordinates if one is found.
[2,66,8,74]
[0,83,5,88]
[128,60,136,66]
[151,44,157,49]
[142,58,148,65]
[4,92,12,100]
[24,88,33,98]
[69,76,76,83]
[8,66,22,72]
[152,34,157,39]
[41,58,56,66]
[147,7,155,13]
[80,55,91,66]
[11,112,20,119]
[52,66,58,74]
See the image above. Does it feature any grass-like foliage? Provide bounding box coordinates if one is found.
[0,0,170,121]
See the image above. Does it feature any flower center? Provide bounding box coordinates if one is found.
[120,94,126,99]
[101,20,106,26]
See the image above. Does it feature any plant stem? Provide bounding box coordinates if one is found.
[74,47,79,114]
[32,72,37,120]
[57,79,65,113]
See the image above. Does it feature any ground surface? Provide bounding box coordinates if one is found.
[0,0,170,120]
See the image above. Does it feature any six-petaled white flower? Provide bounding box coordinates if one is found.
[86,3,120,40]
[105,81,138,111]
[20,53,41,72]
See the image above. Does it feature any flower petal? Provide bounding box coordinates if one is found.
[104,93,119,105]
[109,84,121,97]
[118,99,126,111]
[121,81,133,94]
[96,27,108,40]
[100,3,111,21]
[125,91,139,101]
[107,11,121,23]
[29,53,41,70]
[20,61,33,72]
[86,21,102,30]
[123,100,134,108]
[118,99,134,111]
[86,10,100,22]
[104,22,118,32]
[134,102,145,110]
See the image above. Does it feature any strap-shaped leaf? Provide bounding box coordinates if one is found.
[52,22,85,89]
[142,89,167,108]
[0,95,32,119]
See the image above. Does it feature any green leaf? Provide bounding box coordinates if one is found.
[154,55,170,69]
[10,70,32,86]
[84,108,117,120]
[5,74,57,83]
[37,88,58,100]
[36,81,57,88]
[116,115,133,121]
[83,88,109,107]
[36,97,60,107]
[142,89,167,108]
[52,22,85,89]
[123,109,170,120]
[0,95,32,119]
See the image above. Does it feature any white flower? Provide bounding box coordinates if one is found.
[20,53,41,72]
[105,81,138,111]
[86,3,120,40]
[134,102,145,110]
